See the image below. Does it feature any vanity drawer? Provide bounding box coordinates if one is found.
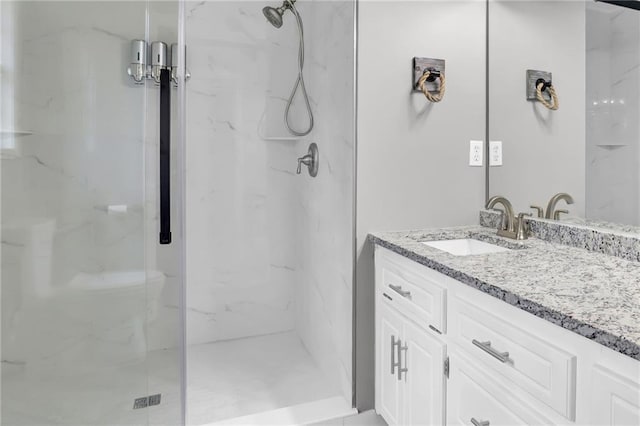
[376,248,447,334]
[448,351,554,425]
[451,292,576,420]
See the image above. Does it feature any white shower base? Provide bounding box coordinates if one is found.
[1,331,351,425]
[184,331,353,425]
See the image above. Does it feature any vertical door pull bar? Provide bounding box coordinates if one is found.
[391,336,400,375]
[398,340,408,381]
[159,68,172,244]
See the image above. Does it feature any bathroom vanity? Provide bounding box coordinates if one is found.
[370,226,640,426]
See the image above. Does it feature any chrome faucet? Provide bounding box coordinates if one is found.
[486,196,516,235]
[486,196,531,240]
[545,193,574,220]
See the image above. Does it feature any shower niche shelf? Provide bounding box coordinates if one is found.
[0,130,33,138]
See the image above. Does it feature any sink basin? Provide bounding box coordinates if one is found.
[421,238,511,256]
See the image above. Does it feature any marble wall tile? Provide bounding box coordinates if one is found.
[184,1,299,345]
[586,5,640,225]
[295,0,355,403]
[184,0,355,404]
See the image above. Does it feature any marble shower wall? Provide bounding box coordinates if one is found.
[295,0,355,403]
[184,0,299,344]
[184,0,354,402]
[586,4,640,225]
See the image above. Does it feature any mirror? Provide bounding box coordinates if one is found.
[488,0,640,228]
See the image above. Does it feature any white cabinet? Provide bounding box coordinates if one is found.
[589,363,640,425]
[376,300,404,425]
[447,351,554,425]
[375,290,446,425]
[374,245,640,426]
[402,319,446,426]
[375,246,449,426]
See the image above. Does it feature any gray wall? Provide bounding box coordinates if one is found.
[355,0,487,410]
[488,0,586,216]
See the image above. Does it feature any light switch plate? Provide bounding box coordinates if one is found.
[489,141,503,166]
[469,140,483,167]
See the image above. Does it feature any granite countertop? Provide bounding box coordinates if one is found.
[368,226,640,360]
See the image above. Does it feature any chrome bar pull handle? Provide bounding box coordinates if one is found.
[471,418,490,426]
[389,284,411,299]
[472,339,510,363]
[391,336,400,375]
[397,341,408,381]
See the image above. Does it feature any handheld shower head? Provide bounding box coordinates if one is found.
[263,5,285,28]
[263,1,298,28]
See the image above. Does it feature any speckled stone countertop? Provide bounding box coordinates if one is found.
[368,226,640,360]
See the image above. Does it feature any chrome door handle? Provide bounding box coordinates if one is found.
[391,336,400,375]
[389,284,412,299]
[471,418,490,426]
[397,341,408,381]
[472,339,510,363]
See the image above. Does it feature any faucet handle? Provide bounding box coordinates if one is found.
[297,155,311,174]
[529,205,544,218]
[516,212,532,240]
[553,209,569,220]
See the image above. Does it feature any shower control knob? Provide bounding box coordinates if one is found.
[296,143,319,177]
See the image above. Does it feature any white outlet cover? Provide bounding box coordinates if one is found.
[469,140,483,167]
[489,140,503,166]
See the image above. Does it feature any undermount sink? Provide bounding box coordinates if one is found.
[421,238,511,256]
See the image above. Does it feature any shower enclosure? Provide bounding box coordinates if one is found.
[0,0,356,424]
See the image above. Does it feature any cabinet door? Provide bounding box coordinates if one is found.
[590,364,640,425]
[402,320,446,426]
[376,300,404,425]
[447,352,553,425]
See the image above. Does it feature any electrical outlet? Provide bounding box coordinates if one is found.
[489,140,503,166]
[469,140,483,166]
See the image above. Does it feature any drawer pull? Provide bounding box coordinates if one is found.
[470,418,490,426]
[429,324,442,334]
[391,336,400,374]
[472,339,510,363]
[383,293,393,301]
[389,284,412,299]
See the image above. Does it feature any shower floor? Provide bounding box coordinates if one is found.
[183,331,341,424]
[2,331,345,425]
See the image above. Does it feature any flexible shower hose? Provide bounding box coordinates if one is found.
[285,0,314,136]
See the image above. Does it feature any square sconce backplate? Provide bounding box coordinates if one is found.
[526,69,552,100]
[413,57,445,93]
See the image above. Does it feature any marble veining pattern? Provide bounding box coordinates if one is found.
[368,226,640,360]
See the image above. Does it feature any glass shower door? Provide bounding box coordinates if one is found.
[0,1,183,425]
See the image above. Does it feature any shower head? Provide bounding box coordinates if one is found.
[263,5,285,28]
[263,1,297,28]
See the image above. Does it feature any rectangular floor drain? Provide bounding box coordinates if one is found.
[149,394,162,406]
[133,394,161,409]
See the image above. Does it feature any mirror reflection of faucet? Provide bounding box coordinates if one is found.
[545,192,574,220]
